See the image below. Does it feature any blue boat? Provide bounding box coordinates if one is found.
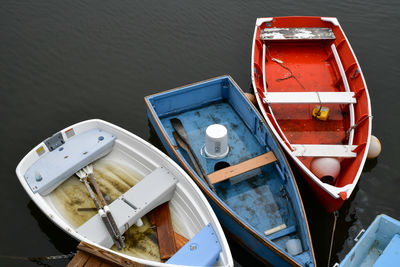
[338,214,400,267]
[145,76,316,266]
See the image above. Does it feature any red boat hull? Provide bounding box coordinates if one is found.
[251,17,372,212]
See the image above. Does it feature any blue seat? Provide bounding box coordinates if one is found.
[166,223,221,266]
[374,234,400,267]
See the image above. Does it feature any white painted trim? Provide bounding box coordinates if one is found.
[321,17,339,26]
[331,44,355,147]
[256,17,273,27]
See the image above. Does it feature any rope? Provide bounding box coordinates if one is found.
[265,45,324,115]
[0,252,76,266]
[327,211,339,267]
[346,115,373,136]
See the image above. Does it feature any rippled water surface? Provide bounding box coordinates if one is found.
[1,0,399,266]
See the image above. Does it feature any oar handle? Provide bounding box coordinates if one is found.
[88,174,126,248]
[82,177,123,250]
[186,145,216,192]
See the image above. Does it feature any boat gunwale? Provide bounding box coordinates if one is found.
[144,75,316,266]
[251,16,372,203]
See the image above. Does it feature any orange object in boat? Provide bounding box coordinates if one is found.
[251,16,372,212]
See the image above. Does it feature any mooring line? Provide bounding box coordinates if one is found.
[327,211,339,267]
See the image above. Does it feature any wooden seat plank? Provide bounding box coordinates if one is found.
[260,27,335,40]
[174,232,189,251]
[263,92,356,104]
[208,151,277,184]
[147,202,177,260]
[76,242,145,267]
[67,251,90,267]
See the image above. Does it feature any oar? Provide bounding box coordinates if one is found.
[82,165,126,249]
[170,118,215,192]
[75,169,123,250]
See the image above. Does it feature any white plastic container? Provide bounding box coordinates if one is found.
[204,124,229,159]
[286,239,303,256]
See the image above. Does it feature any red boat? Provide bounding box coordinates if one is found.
[251,16,372,212]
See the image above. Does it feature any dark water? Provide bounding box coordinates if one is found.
[1,1,399,266]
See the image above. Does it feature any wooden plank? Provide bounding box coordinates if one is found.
[67,251,90,267]
[174,232,189,251]
[99,262,115,267]
[84,256,103,267]
[263,92,356,104]
[291,144,357,157]
[261,27,335,40]
[264,224,287,236]
[208,151,277,184]
[147,202,177,260]
[77,242,145,267]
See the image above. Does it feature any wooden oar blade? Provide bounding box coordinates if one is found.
[170,118,189,144]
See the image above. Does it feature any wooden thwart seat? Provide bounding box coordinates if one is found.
[292,144,357,157]
[263,91,356,104]
[260,27,335,41]
[208,151,277,184]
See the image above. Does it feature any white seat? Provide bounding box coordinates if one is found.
[76,167,177,248]
[260,27,336,40]
[263,92,356,104]
[291,144,357,157]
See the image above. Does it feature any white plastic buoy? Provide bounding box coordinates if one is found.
[367,135,381,159]
[204,124,229,159]
[310,157,341,181]
[286,239,303,256]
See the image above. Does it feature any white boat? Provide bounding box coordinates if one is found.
[16,119,233,267]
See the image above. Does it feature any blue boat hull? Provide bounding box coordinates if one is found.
[145,76,315,266]
[339,214,400,267]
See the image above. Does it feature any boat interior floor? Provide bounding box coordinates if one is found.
[264,42,348,146]
[160,101,301,246]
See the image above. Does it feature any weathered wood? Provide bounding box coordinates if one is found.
[174,232,189,250]
[261,27,335,40]
[84,256,103,267]
[147,202,177,260]
[208,151,277,184]
[76,242,145,267]
[67,251,90,267]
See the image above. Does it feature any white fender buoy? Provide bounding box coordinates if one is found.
[367,135,381,159]
[244,92,257,105]
[310,157,341,181]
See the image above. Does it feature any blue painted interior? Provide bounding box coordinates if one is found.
[146,76,314,266]
[374,234,400,267]
[340,214,400,267]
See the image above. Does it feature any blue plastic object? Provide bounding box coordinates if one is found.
[24,128,115,195]
[166,224,221,266]
[340,214,400,267]
[373,234,400,267]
